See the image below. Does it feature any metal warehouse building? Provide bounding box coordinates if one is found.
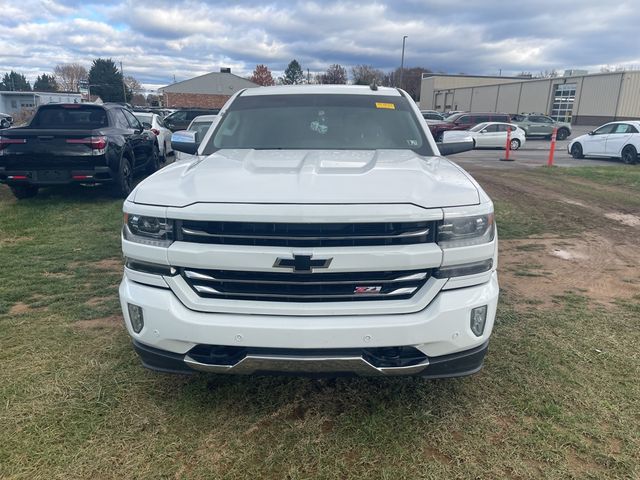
[419,71,640,125]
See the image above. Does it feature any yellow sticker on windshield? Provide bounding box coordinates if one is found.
[375,102,395,109]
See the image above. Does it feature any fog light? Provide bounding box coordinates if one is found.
[128,303,144,333]
[470,306,487,337]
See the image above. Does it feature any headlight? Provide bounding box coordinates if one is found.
[123,213,173,247]
[438,212,494,248]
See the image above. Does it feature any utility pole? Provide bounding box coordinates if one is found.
[399,35,408,89]
[307,68,310,84]
[120,61,127,103]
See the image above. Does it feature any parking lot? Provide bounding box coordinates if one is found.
[454,125,621,169]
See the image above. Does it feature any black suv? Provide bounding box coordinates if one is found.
[164,109,220,132]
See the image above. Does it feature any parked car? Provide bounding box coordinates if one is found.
[0,113,13,129]
[428,112,511,141]
[163,108,220,132]
[443,122,526,150]
[134,111,173,162]
[0,103,161,199]
[568,121,640,164]
[121,84,497,379]
[511,113,571,140]
[174,114,220,162]
[420,110,445,121]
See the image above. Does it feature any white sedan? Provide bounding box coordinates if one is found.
[134,112,173,162]
[442,122,526,150]
[568,121,640,164]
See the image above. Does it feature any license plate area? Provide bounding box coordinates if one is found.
[36,170,70,181]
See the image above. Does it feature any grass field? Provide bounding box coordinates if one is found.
[1,167,639,479]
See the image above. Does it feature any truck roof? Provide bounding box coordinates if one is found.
[241,85,402,97]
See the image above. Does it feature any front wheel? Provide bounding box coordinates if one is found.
[10,184,38,199]
[621,145,637,165]
[0,119,8,129]
[570,143,584,159]
[509,138,521,150]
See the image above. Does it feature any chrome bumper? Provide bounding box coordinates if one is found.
[184,353,429,376]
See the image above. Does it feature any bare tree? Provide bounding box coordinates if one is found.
[125,75,143,93]
[318,64,347,84]
[54,63,87,92]
[351,64,385,85]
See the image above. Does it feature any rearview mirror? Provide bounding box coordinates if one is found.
[171,130,199,155]
[437,140,474,156]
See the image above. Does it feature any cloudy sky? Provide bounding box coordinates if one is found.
[1,0,639,91]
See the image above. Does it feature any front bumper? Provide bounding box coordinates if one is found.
[119,271,499,377]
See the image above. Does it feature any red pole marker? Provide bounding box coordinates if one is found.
[500,127,514,161]
[547,127,557,167]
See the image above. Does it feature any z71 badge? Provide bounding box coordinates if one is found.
[354,286,382,294]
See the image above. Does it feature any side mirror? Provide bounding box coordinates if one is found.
[437,139,474,156]
[588,131,594,135]
[141,122,152,129]
[171,130,199,155]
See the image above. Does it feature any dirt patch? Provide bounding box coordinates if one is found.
[500,234,640,307]
[74,315,123,331]
[84,297,112,307]
[9,302,32,315]
[0,236,34,246]
[94,258,123,271]
[605,212,640,227]
[42,271,73,279]
[566,450,606,476]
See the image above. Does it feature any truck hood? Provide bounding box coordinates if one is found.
[132,149,480,208]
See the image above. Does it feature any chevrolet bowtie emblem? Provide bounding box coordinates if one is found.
[273,254,332,273]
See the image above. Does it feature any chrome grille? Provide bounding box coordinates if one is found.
[177,220,434,247]
[181,268,430,302]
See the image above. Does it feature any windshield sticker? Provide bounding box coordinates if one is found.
[375,102,395,110]
[407,139,418,146]
[310,110,328,135]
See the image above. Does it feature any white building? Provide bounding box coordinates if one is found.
[0,91,83,116]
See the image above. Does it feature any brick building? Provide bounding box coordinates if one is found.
[160,68,258,108]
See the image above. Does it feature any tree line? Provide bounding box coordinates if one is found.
[1,59,143,103]
[2,58,432,104]
[249,60,431,100]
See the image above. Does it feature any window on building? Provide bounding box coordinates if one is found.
[551,83,576,123]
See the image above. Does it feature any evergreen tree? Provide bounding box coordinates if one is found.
[282,60,304,85]
[0,71,32,91]
[88,58,130,102]
[33,74,58,92]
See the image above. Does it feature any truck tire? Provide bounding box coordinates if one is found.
[10,184,39,199]
[112,156,133,198]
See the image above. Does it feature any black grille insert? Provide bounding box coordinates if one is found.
[177,220,434,247]
[181,268,430,302]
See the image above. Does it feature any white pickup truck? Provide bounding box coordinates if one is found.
[119,85,499,378]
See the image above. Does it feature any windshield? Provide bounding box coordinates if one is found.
[444,113,461,122]
[469,123,488,132]
[29,105,108,129]
[134,113,152,124]
[189,120,214,141]
[203,94,431,155]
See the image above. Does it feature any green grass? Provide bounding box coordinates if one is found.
[539,165,640,190]
[1,173,639,479]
